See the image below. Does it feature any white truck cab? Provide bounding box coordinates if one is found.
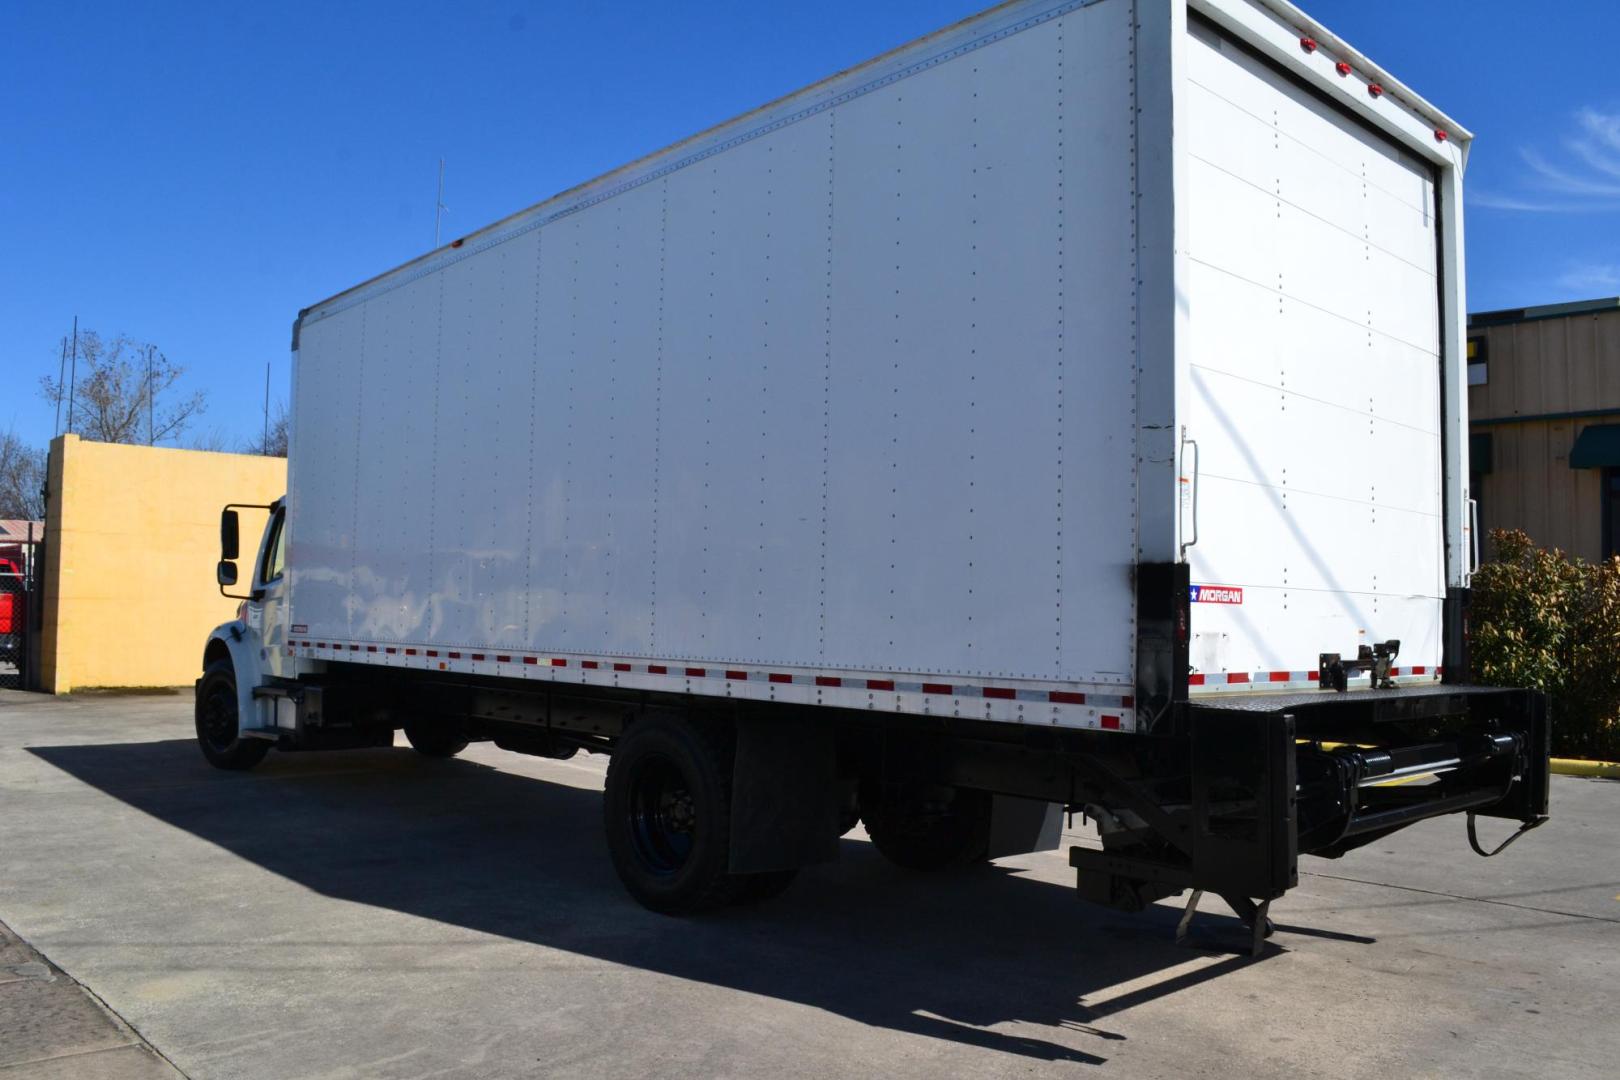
[196,499,301,769]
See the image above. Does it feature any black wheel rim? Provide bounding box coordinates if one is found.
[627,753,696,876]
[201,683,237,752]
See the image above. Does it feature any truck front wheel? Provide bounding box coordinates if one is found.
[860,782,992,870]
[195,659,270,771]
[603,716,738,914]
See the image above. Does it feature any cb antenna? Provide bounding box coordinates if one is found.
[434,157,448,247]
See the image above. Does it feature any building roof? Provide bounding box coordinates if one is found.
[0,520,44,544]
[1469,297,1620,330]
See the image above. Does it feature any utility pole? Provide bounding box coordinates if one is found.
[435,157,448,248]
[67,316,78,436]
[147,345,155,445]
[53,337,66,437]
[263,360,271,454]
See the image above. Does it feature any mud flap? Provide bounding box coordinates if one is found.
[728,715,841,874]
[987,796,1063,859]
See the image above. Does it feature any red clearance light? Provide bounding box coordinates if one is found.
[1368,83,1384,98]
[1299,36,1317,52]
[1435,129,1449,142]
[1335,61,1352,76]
[450,238,465,248]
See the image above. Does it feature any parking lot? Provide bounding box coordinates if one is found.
[1,689,1615,1079]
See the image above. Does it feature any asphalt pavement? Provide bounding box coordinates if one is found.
[0,689,1615,1079]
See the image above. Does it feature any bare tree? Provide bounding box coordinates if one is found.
[0,429,47,521]
[187,428,234,453]
[39,331,206,445]
[244,401,289,458]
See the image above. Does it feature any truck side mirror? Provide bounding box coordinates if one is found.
[217,560,238,587]
[221,509,240,561]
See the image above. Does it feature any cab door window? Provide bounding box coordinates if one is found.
[260,510,286,585]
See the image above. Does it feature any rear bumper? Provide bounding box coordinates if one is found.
[1071,684,1549,910]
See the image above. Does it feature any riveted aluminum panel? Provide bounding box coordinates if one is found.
[1181,16,1445,685]
[289,300,363,639]
[350,273,439,642]
[285,0,1142,727]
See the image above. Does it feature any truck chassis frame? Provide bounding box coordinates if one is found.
[226,652,1549,941]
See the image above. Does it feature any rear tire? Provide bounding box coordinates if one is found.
[729,869,798,906]
[403,719,468,758]
[194,659,270,771]
[860,781,991,870]
[603,715,739,914]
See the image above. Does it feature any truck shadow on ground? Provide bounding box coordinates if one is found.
[31,739,1286,1066]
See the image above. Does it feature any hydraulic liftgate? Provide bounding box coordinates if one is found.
[1067,682,1550,954]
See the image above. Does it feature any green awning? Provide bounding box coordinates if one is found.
[1569,424,1620,469]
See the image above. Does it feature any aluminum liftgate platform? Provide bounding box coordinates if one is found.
[1069,684,1550,954]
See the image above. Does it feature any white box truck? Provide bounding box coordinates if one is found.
[201,0,1548,942]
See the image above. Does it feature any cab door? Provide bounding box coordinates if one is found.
[255,503,291,678]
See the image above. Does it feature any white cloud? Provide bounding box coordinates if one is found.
[1469,105,1620,213]
[1521,148,1620,197]
[1558,262,1620,295]
[1467,189,1580,212]
[1577,107,1620,152]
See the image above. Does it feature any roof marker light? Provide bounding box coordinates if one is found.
[1367,83,1384,98]
[1435,129,1449,142]
[1335,61,1352,76]
[1300,36,1317,52]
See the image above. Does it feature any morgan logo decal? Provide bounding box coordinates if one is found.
[291,624,309,634]
[1190,585,1243,605]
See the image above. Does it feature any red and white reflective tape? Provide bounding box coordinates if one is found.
[284,639,1134,732]
[1190,666,1442,689]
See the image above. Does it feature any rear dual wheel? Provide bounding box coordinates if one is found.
[603,716,796,913]
[403,718,468,758]
[860,781,991,870]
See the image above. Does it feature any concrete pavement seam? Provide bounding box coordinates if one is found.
[1302,870,1620,924]
[3,923,193,1079]
[0,1041,150,1074]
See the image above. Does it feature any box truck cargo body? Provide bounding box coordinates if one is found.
[200,0,1548,935]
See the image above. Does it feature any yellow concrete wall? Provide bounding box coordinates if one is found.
[41,435,286,693]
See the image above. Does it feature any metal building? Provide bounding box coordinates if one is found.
[1468,297,1620,561]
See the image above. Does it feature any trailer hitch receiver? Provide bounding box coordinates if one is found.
[1319,640,1400,691]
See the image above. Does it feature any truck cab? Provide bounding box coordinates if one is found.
[196,499,300,769]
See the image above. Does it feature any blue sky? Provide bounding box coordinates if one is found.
[4,0,1617,452]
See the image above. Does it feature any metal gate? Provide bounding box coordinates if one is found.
[0,529,41,692]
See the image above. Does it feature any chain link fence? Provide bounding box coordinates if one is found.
[0,539,39,691]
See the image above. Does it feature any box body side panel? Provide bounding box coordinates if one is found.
[288,0,1143,728]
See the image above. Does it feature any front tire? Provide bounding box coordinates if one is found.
[194,658,270,771]
[603,716,739,914]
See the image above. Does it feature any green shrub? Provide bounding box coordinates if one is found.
[1470,529,1620,760]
